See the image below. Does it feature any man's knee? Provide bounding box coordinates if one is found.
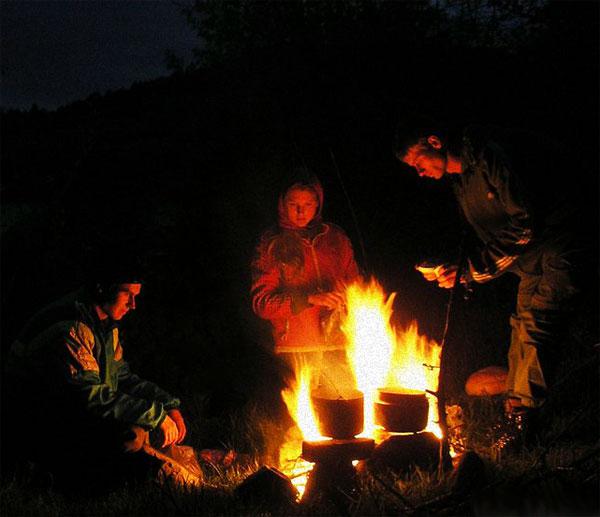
[122,425,148,453]
[542,237,591,298]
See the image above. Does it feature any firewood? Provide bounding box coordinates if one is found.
[301,437,375,463]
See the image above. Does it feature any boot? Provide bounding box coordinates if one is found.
[492,398,539,456]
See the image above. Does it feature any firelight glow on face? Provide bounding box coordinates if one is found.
[101,283,141,321]
[285,188,319,228]
[402,143,447,180]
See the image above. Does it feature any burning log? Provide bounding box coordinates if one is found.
[300,438,375,510]
[310,387,364,439]
[301,437,374,464]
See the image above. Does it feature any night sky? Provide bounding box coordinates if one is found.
[1,1,198,110]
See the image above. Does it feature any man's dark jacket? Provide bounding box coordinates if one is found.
[7,289,180,432]
[453,126,587,283]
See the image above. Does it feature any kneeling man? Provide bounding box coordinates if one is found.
[5,267,186,489]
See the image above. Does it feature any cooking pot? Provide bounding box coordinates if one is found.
[311,387,364,439]
[374,388,428,433]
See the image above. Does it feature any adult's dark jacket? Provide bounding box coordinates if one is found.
[7,289,180,434]
[453,125,593,283]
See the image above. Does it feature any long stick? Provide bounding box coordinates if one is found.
[329,148,369,274]
[437,231,468,476]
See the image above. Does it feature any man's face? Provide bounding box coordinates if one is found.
[401,139,447,180]
[101,283,142,321]
[285,187,319,228]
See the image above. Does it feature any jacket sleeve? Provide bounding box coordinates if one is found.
[468,145,534,283]
[339,232,360,283]
[62,324,168,430]
[117,360,180,412]
[251,237,298,320]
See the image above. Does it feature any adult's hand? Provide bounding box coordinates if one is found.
[415,262,461,288]
[415,263,445,282]
[308,291,345,310]
[168,408,187,444]
[435,264,461,289]
[158,414,178,448]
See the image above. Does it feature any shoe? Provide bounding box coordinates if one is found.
[492,400,539,456]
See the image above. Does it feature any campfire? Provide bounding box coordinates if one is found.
[279,279,443,500]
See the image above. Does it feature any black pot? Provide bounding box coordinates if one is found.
[310,387,364,439]
[374,388,429,433]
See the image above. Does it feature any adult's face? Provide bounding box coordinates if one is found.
[400,136,447,180]
[101,283,142,321]
[285,187,319,228]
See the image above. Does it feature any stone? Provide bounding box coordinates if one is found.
[369,432,449,472]
[465,366,508,396]
[235,466,298,506]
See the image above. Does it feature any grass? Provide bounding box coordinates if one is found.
[2,384,598,516]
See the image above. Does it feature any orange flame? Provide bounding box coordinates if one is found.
[281,364,325,442]
[343,280,396,435]
[279,362,328,498]
[343,278,442,438]
[278,278,442,497]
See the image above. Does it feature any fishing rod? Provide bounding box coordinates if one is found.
[329,147,370,275]
[436,228,469,476]
[289,132,369,273]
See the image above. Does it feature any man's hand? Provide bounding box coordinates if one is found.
[158,414,179,448]
[168,408,187,444]
[416,263,461,289]
[415,262,445,281]
[435,264,459,289]
[308,291,345,311]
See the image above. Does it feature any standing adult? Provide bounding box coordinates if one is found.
[393,120,595,427]
[251,171,361,390]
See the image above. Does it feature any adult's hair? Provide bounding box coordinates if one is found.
[83,253,145,303]
[393,115,461,160]
[280,166,319,197]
